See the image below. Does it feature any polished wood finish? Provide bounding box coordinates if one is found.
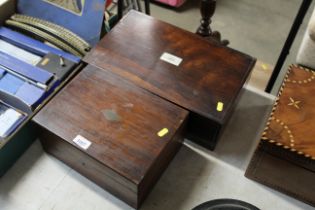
[246,65,315,207]
[261,65,315,169]
[196,0,229,46]
[33,65,188,209]
[84,11,256,149]
[246,147,315,207]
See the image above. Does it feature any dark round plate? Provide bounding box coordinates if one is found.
[192,199,260,210]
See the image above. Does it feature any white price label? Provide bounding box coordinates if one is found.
[73,135,92,150]
[160,52,183,66]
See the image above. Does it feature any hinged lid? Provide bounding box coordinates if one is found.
[33,65,188,184]
[261,65,315,171]
[84,10,256,125]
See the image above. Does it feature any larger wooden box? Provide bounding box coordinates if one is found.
[246,65,315,207]
[33,65,188,209]
[84,11,256,150]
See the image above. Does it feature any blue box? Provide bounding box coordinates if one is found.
[0,68,5,78]
[18,0,106,46]
[0,27,80,63]
[15,82,46,108]
[0,71,46,110]
[0,73,24,94]
[0,0,83,177]
[0,27,81,110]
[0,51,53,85]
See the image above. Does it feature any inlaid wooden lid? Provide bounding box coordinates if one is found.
[262,65,315,160]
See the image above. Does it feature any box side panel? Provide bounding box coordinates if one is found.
[37,125,139,208]
[260,140,315,172]
[186,112,221,150]
[245,147,315,207]
[137,116,187,208]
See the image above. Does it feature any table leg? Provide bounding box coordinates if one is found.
[196,0,229,46]
[118,0,124,20]
[144,0,150,15]
[117,0,150,20]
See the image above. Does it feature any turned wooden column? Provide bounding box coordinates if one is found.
[144,0,150,15]
[196,0,229,46]
[117,0,150,20]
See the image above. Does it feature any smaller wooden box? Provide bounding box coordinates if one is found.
[246,65,315,207]
[84,11,256,150]
[33,65,188,209]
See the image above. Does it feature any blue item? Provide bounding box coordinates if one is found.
[15,83,45,107]
[0,72,50,110]
[0,67,5,79]
[0,51,53,84]
[0,102,27,139]
[0,73,24,95]
[17,0,106,46]
[0,27,80,63]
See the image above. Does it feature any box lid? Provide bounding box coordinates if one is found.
[84,11,256,125]
[33,65,188,184]
[261,65,315,171]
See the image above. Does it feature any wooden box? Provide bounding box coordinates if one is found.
[84,11,256,150]
[246,65,315,207]
[33,65,188,209]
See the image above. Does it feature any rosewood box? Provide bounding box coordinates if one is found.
[84,11,256,149]
[33,65,188,209]
[246,65,315,207]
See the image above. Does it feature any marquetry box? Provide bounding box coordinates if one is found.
[246,65,315,207]
[33,65,188,209]
[84,10,256,150]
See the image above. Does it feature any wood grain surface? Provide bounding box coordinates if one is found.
[84,10,256,125]
[246,65,315,208]
[33,65,188,208]
[262,65,315,159]
[245,147,315,207]
[261,65,315,172]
